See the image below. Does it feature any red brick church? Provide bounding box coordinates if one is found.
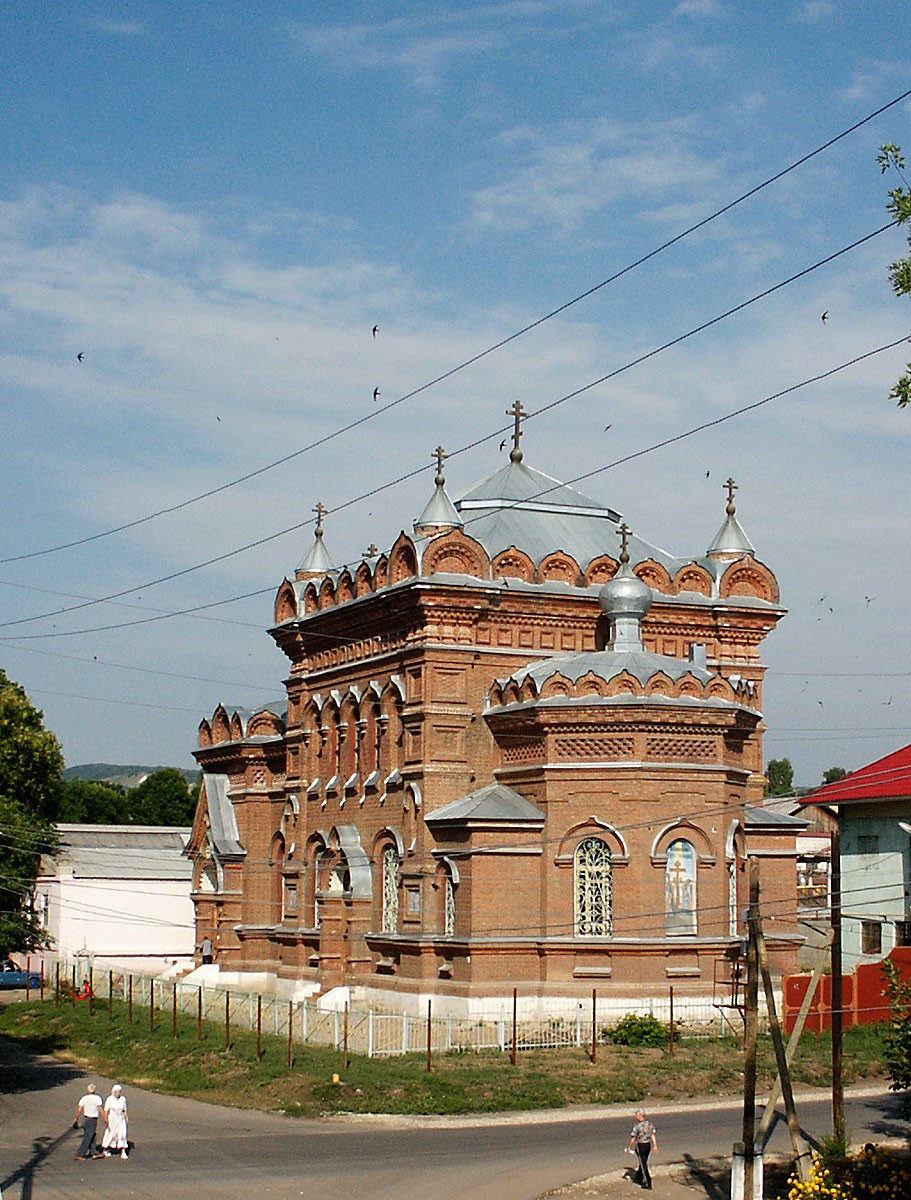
[188,406,804,1010]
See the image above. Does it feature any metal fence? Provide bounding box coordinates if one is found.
[39,954,737,1059]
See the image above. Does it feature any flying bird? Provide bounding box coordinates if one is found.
[821,311,828,323]
[499,438,507,451]
[77,352,84,362]
[604,424,612,432]
[372,325,379,338]
[373,387,381,401]
[705,470,710,478]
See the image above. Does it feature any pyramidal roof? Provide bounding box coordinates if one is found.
[802,744,911,807]
[454,459,676,570]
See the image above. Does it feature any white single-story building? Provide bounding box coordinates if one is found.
[37,824,195,974]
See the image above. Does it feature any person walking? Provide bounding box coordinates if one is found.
[627,1108,658,1190]
[200,936,214,965]
[73,1083,106,1160]
[100,1084,129,1158]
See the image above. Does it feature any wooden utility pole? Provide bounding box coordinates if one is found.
[741,858,760,1200]
[755,909,810,1180]
[830,823,845,1144]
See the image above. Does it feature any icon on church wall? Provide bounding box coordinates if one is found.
[666,839,697,935]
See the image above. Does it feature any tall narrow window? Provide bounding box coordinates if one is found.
[574,837,612,936]
[728,860,738,936]
[382,846,400,933]
[444,872,456,936]
[666,839,697,935]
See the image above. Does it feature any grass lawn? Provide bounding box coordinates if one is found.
[0,996,890,1118]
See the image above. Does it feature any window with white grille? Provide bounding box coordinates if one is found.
[574,837,612,936]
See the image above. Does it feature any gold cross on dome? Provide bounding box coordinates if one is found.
[433,445,447,483]
[313,501,327,535]
[506,400,527,459]
[617,522,631,563]
[725,477,737,514]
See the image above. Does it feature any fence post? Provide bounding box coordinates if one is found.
[511,989,517,1066]
[150,980,155,1033]
[225,992,231,1051]
[368,1008,374,1059]
[343,1003,349,1071]
[197,986,203,1041]
[590,989,597,1064]
[55,961,60,1007]
[427,999,433,1073]
[173,983,178,1039]
[129,974,134,1024]
[72,963,77,1009]
[39,958,44,1002]
[669,986,675,1055]
[257,995,263,1062]
[402,1012,409,1055]
[287,1001,294,1070]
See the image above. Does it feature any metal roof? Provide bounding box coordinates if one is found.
[426,783,545,824]
[454,459,679,570]
[801,743,911,807]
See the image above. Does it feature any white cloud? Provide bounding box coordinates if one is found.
[794,2,835,24]
[470,116,721,233]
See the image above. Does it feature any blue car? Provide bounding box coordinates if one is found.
[0,963,41,989]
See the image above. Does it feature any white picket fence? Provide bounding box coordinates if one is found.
[44,955,736,1059]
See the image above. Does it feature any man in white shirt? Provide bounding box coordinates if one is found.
[73,1083,106,1160]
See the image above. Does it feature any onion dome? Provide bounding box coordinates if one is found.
[707,478,754,560]
[296,502,335,580]
[414,445,462,537]
[598,523,652,652]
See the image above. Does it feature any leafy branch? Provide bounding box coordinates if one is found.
[878,144,911,406]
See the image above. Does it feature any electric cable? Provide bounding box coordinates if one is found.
[5,84,909,568]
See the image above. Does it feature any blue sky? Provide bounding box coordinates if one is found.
[1,1,910,787]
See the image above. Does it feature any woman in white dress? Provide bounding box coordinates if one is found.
[101,1085,129,1158]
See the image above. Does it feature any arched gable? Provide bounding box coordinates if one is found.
[539,672,573,699]
[318,576,336,609]
[635,559,672,593]
[230,712,244,740]
[335,568,354,605]
[492,546,535,583]
[211,705,231,744]
[651,820,716,863]
[420,529,490,580]
[274,579,298,623]
[576,672,608,697]
[673,563,713,597]
[645,672,674,696]
[538,551,582,586]
[605,671,644,697]
[303,582,319,614]
[388,533,418,584]
[198,719,212,748]
[355,561,374,597]
[719,556,779,604]
[373,554,389,589]
[248,710,285,738]
[557,818,630,863]
[585,555,619,586]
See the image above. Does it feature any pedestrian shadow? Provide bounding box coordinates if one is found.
[0,1034,83,1095]
[1,1126,74,1200]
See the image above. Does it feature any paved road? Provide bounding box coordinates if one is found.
[0,1036,904,1200]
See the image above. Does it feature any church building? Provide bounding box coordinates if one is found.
[188,406,804,1011]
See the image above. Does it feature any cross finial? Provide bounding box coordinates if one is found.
[313,501,327,536]
[506,400,527,462]
[617,522,631,565]
[725,477,737,516]
[364,543,379,558]
[433,445,447,486]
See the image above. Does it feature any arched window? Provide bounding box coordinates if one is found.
[314,848,331,928]
[665,839,697,935]
[381,845,401,933]
[574,837,612,936]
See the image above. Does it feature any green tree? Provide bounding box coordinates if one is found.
[878,143,911,407]
[58,777,127,824]
[0,670,61,952]
[765,758,794,797]
[822,766,848,786]
[882,959,911,1093]
[127,768,197,826]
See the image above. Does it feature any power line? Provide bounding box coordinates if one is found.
[5,84,908,569]
[0,233,902,641]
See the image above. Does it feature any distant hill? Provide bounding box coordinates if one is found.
[63,763,199,790]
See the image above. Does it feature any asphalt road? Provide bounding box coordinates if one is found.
[0,1035,904,1200]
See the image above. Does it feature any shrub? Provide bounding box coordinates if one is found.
[786,1146,911,1200]
[603,1013,670,1048]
